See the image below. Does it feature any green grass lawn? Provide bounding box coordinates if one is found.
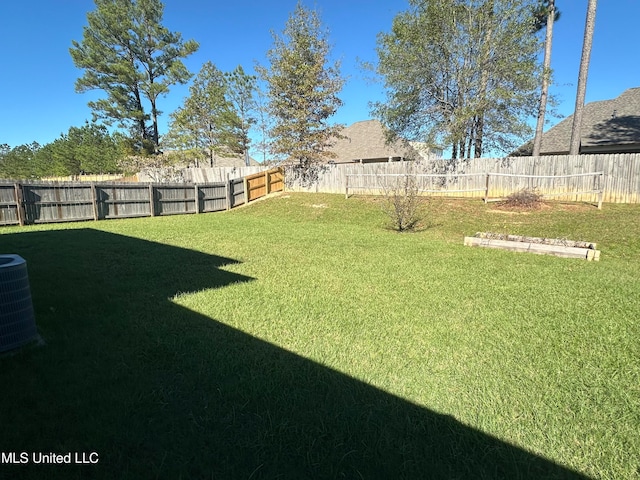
[1,193,638,479]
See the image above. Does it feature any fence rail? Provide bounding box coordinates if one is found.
[345,172,487,198]
[245,168,285,202]
[484,172,604,208]
[286,153,640,203]
[0,168,283,227]
[344,171,604,209]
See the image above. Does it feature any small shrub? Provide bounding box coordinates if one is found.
[382,174,424,231]
[503,188,543,209]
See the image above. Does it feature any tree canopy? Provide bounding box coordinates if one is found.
[258,1,344,168]
[0,143,44,180]
[70,0,198,154]
[0,124,124,179]
[163,62,257,167]
[44,123,124,175]
[532,0,561,32]
[374,0,542,159]
[224,66,258,166]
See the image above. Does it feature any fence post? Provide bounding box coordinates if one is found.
[243,176,248,205]
[265,170,270,195]
[281,167,286,193]
[484,174,490,204]
[226,173,231,210]
[90,182,99,221]
[345,175,349,199]
[54,184,63,221]
[149,184,156,217]
[597,172,603,209]
[14,183,25,226]
[194,184,200,214]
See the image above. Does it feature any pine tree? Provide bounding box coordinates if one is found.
[164,62,252,167]
[257,2,344,169]
[224,66,258,166]
[70,0,198,153]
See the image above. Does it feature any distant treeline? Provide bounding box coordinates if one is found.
[1,123,125,180]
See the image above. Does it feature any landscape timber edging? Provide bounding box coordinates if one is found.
[463,233,601,261]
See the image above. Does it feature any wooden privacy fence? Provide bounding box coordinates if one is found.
[345,172,487,198]
[1,181,238,226]
[287,153,640,203]
[181,166,268,184]
[344,171,604,208]
[0,168,283,226]
[245,168,285,202]
[484,172,604,208]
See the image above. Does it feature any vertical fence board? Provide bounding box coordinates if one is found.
[154,185,197,216]
[0,184,20,225]
[199,184,228,212]
[265,168,284,194]
[19,183,94,224]
[246,172,267,201]
[97,184,151,219]
[231,178,245,208]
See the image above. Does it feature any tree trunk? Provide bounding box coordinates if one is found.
[569,0,597,155]
[150,97,159,153]
[533,0,555,157]
[209,123,214,167]
[474,115,483,158]
[132,84,147,144]
[466,120,474,159]
[474,0,493,159]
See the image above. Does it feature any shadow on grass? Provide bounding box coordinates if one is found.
[0,228,588,479]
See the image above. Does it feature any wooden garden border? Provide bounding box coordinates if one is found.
[464,233,601,261]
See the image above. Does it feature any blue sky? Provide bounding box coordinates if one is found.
[1,0,639,158]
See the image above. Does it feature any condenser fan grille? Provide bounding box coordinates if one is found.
[0,255,38,353]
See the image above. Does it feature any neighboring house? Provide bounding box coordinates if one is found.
[208,152,261,167]
[163,149,260,168]
[325,120,442,164]
[514,87,640,155]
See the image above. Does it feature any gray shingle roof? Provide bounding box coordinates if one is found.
[210,153,260,167]
[327,120,419,162]
[527,87,640,155]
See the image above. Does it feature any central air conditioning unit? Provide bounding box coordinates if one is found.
[0,254,39,354]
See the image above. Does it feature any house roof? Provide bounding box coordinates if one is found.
[327,120,420,163]
[161,148,260,167]
[211,153,260,167]
[517,87,640,155]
